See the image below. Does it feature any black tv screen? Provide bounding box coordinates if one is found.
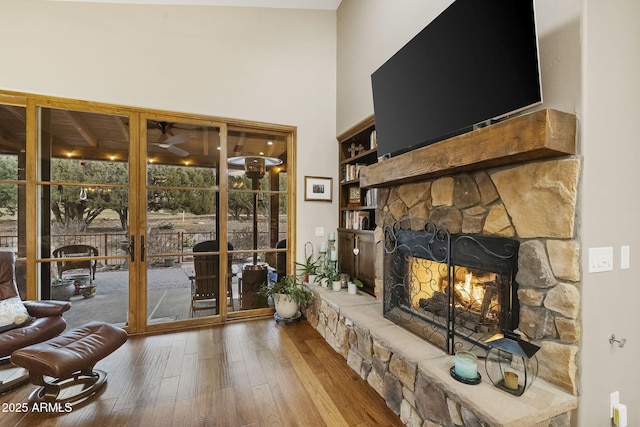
[371,0,542,158]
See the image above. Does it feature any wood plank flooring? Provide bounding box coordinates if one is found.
[0,318,404,427]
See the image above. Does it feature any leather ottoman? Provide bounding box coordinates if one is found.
[11,321,127,406]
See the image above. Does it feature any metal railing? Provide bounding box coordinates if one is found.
[0,230,286,266]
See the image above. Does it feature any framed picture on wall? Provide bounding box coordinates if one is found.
[304,176,333,202]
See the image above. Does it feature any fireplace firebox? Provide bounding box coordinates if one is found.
[383,220,520,354]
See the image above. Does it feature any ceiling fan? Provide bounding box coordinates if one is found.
[152,121,189,157]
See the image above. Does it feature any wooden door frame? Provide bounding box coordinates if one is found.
[2,89,297,335]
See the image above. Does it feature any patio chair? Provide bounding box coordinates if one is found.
[191,240,233,316]
[0,251,71,393]
[52,244,98,284]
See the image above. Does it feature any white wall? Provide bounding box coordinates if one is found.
[581,0,640,425]
[0,0,338,263]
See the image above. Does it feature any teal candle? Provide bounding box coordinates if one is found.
[454,351,478,379]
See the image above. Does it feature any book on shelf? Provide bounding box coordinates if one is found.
[343,210,370,230]
[363,188,378,207]
[342,163,366,182]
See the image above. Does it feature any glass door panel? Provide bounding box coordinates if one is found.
[226,130,288,313]
[144,119,223,324]
[37,107,131,330]
[0,104,27,298]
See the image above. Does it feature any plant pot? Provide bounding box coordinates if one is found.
[66,274,90,296]
[307,274,317,285]
[273,293,299,319]
[332,280,342,292]
[51,280,75,301]
[347,282,358,294]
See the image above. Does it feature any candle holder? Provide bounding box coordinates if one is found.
[450,351,481,385]
[327,236,336,262]
[484,331,540,396]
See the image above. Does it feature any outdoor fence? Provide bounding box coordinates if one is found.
[0,230,286,267]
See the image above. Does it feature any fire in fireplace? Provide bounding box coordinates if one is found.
[383,220,519,354]
[413,259,503,332]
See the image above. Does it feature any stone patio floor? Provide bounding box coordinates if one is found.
[59,263,244,330]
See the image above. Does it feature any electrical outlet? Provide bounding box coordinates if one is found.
[614,403,627,427]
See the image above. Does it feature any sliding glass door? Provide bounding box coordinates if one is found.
[226,128,289,316]
[143,120,291,324]
[1,89,295,334]
[143,116,227,328]
[37,106,132,330]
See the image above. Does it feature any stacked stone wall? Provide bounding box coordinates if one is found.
[372,158,581,394]
[304,292,575,426]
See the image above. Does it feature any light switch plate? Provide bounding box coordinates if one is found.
[588,247,613,273]
[315,227,325,237]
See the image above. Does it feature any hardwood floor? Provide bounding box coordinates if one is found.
[0,318,404,427]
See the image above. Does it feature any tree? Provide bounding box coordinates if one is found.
[147,164,216,215]
[50,159,129,232]
[16,156,282,232]
[0,155,18,217]
[228,176,253,220]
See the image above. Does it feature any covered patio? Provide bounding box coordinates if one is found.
[59,263,251,331]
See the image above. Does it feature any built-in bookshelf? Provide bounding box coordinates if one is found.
[339,122,377,231]
[337,115,377,296]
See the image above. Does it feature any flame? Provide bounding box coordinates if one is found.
[455,272,484,311]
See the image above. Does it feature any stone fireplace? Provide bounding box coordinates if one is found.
[383,222,520,355]
[305,109,580,426]
[362,109,581,395]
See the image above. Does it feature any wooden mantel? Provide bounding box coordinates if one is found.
[359,109,576,188]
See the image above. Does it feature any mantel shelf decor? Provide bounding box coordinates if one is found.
[484,331,541,396]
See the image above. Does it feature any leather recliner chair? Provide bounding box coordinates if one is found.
[0,251,71,393]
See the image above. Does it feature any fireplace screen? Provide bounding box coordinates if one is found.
[383,220,519,354]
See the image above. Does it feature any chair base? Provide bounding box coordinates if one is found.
[28,369,107,406]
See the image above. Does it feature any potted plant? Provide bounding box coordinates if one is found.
[332,277,342,292]
[294,255,320,285]
[258,274,315,319]
[348,278,363,295]
[316,266,339,289]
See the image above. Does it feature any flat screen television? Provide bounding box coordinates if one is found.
[371,0,542,158]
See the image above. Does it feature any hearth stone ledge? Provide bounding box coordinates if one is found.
[303,285,577,427]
